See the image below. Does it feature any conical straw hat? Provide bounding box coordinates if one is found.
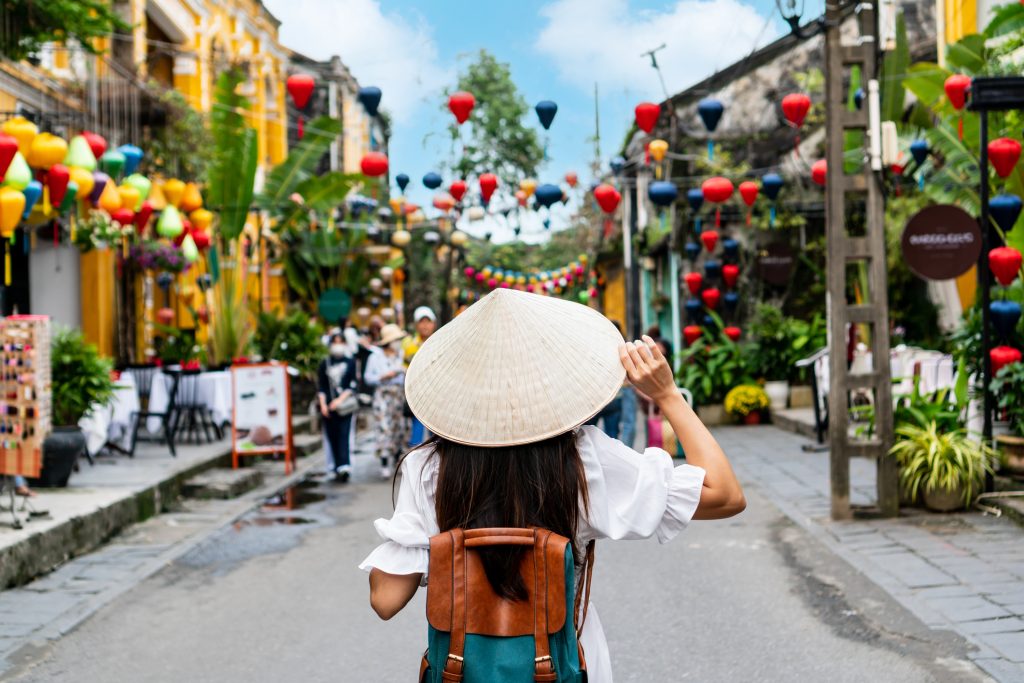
[406,288,625,447]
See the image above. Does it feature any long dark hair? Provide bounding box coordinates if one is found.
[421,431,589,601]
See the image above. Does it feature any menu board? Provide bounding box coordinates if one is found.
[0,315,51,478]
[231,363,292,471]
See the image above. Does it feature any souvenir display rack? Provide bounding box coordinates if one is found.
[0,315,51,479]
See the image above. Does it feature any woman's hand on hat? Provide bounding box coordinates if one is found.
[620,335,677,403]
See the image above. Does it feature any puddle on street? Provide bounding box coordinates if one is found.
[261,480,326,510]
[232,516,314,529]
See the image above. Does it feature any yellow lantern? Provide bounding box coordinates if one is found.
[519,178,537,198]
[117,184,141,212]
[147,181,167,210]
[450,230,468,247]
[162,178,185,208]
[648,139,669,163]
[180,182,203,213]
[0,187,25,236]
[391,229,411,247]
[27,133,68,170]
[98,181,123,213]
[1,117,37,158]
[190,208,213,232]
[69,167,95,199]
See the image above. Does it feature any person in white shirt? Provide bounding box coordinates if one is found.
[364,323,408,479]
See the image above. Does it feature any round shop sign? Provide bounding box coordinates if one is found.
[901,205,981,281]
[318,288,352,324]
[757,242,796,285]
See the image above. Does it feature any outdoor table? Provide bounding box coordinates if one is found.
[144,369,232,436]
[78,373,141,457]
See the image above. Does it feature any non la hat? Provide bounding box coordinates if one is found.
[405,288,625,447]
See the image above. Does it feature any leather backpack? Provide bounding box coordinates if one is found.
[420,528,594,682]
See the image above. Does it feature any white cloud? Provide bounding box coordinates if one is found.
[536,0,775,97]
[263,0,451,123]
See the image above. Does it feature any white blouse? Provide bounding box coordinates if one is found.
[358,425,706,682]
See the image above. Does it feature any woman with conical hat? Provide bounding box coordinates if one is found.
[360,289,745,681]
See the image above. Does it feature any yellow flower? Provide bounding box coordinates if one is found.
[725,385,770,417]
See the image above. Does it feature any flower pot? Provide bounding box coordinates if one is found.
[697,404,727,426]
[922,483,967,512]
[789,385,813,409]
[29,427,87,488]
[996,434,1024,476]
[742,412,762,425]
[764,381,789,412]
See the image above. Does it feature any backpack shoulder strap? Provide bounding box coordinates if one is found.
[533,530,557,682]
[573,540,596,638]
[441,529,467,682]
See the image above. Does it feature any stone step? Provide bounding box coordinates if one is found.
[182,468,265,500]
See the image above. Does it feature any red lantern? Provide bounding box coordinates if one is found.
[515,190,528,207]
[433,193,456,212]
[156,307,175,325]
[82,131,107,161]
[701,177,733,227]
[811,159,828,187]
[724,326,742,342]
[593,184,621,214]
[702,287,721,309]
[944,74,971,139]
[46,164,70,208]
[739,181,758,226]
[479,173,498,203]
[723,264,739,289]
[287,74,316,138]
[111,207,135,226]
[565,171,578,188]
[464,267,475,279]
[991,345,1023,374]
[134,200,154,232]
[635,102,660,134]
[701,230,719,253]
[174,220,192,246]
[487,278,498,289]
[475,272,485,284]
[683,325,702,345]
[0,134,17,181]
[781,93,811,128]
[192,229,211,251]
[989,138,1022,179]
[448,91,476,124]
[990,246,1022,286]
[684,271,703,295]
[449,180,467,202]
[360,152,389,177]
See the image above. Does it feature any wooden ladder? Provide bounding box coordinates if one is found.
[823,1,898,520]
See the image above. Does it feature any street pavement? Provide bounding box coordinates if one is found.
[0,427,997,682]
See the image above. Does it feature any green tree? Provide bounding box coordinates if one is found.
[0,0,129,60]
[446,50,544,191]
[207,68,258,243]
[145,86,214,182]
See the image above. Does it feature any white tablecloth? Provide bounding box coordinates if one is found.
[144,370,233,433]
[79,374,141,456]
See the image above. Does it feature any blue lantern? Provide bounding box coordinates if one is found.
[118,144,143,175]
[910,139,929,165]
[423,172,443,190]
[395,173,410,193]
[724,291,740,313]
[697,98,724,132]
[610,156,625,175]
[21,180,42,219]
[535,101,558,130]
[687,188,704,212]
[761,173,784,227]
[648,181,678,208]
[723,238,739,259]
[991,194,1023,234]
[992,300,1022,338]
[685,242,701,262]
[704,260,721,279]
[535,184,562,208]
[685,299,703,322]
[358,86,382,116]
[854,88,865,110]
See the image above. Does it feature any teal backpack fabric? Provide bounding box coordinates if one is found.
[420,528,587,683]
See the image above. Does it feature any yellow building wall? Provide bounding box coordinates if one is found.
[81,250,116,357]
[601,265,627,329]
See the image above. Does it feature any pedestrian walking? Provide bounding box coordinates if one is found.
[402,306,436,447]
[360,289,745,682]
[316,333,357,482]
[365,323,408,479]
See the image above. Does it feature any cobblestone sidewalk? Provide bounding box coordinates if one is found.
[715,425,1024,682]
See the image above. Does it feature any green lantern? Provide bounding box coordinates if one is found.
[64,135,97,171]
[99,150,125,178]
[577,290,589,304]
[181,233,198,263]
[123,173,151,203]
[157,205,184,238]
[2,152,31,191]
[58,181,78,215]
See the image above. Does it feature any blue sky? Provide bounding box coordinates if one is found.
[264,0,793,240]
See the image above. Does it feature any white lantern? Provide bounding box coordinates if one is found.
[466,206,485,221]
[381,307,395,321]
[451,230,469,246]
[380,266,394,280]
[369,277,383,291]
[391,230,411,247]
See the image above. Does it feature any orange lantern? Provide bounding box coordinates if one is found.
[180,182,203,212]
[162,178,185,208]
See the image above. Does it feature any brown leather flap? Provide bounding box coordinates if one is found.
[427,528,569,637]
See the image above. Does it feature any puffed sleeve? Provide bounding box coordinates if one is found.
[358,450,437,583]
[577,425,705,544]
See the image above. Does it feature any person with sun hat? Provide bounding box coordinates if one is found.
[365,323,409,479]
[359,289,745,680]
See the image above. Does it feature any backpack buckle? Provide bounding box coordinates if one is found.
[535,656,552,663]
[447,654,464,663]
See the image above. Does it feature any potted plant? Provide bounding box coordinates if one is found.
[253,308,325,410]
[889,422,998,512]
[990,360,1024,474]
[677,325,753,425]
[787,313,826,408]
[748,304,792,411]
[724,385,770,425]
[34,329,117,487]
